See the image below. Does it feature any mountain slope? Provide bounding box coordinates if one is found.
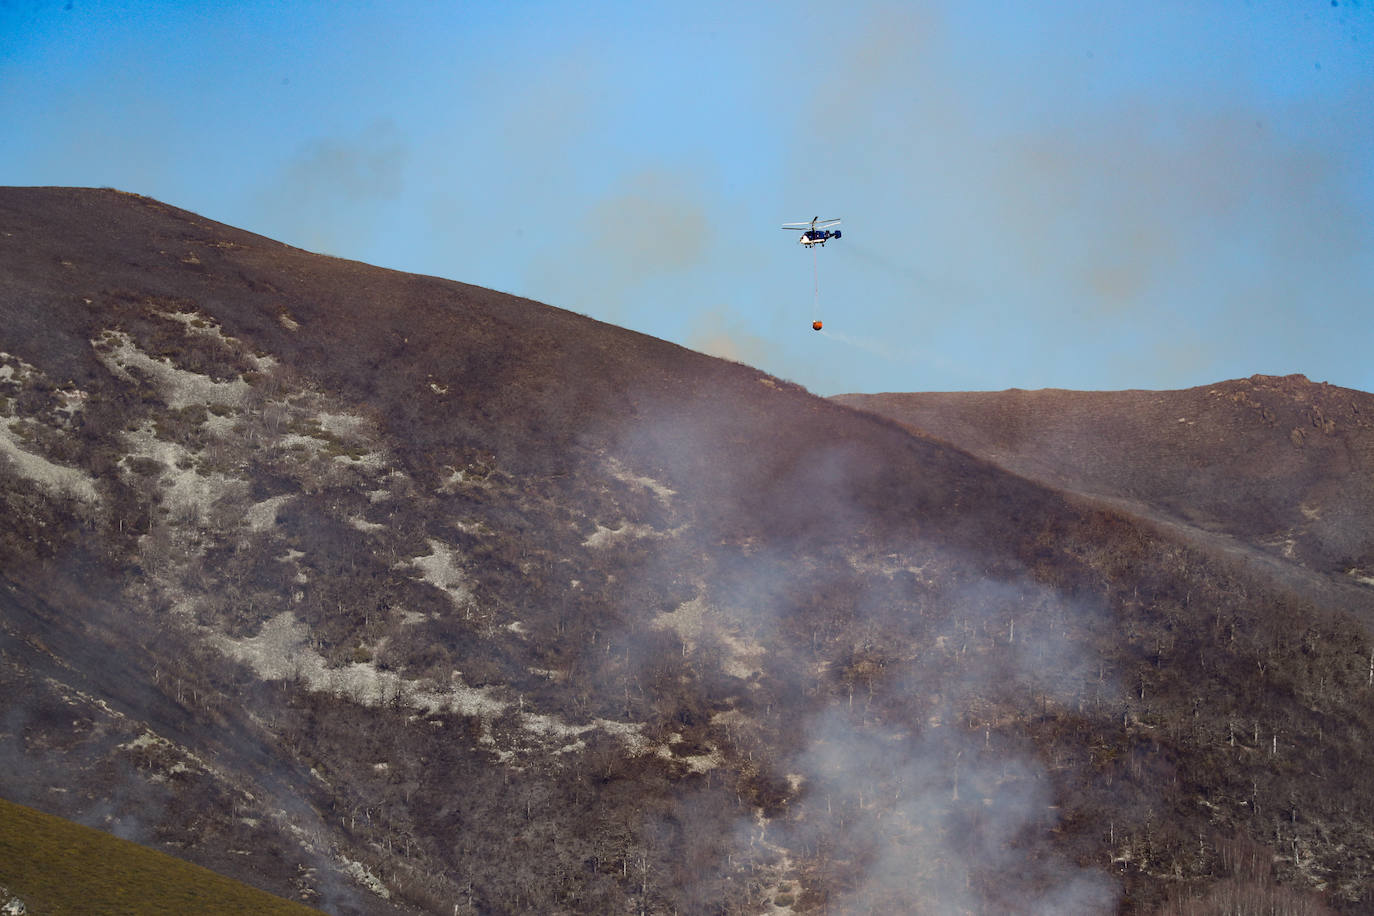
[0,188,1368,914]
[833,381,1374,618]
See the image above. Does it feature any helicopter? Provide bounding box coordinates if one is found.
[781,216,843,330]
[782,216,842,247]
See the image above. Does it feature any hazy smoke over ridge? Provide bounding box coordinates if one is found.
[595,390,1123,911]
[258,120,408,258]
[786,2,1373,389]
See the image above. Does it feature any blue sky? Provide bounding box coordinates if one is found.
[3,0,1371,395]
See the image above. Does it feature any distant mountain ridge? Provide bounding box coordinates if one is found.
[0,187,1367,914]
[834,378,1374,619]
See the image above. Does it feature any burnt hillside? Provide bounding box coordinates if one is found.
[1,188,1371,914]
[834,382,1374,618]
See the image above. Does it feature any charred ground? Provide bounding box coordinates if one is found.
[0,188,1370,913]
[834,383,1374,617]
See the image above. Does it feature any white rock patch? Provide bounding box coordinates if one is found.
[348,514,385,532]
[162,310,236,347]
[605,456,676,505]
[246,495,292,531]
[122,422,245,524]
[654,595,765,679]
[340,858,391,899]
[211,613,651,756]
[582,522,659,548]
[210,612,507,717]
[407,539,473,609]
[0,422,99,503]
[92,329,250,409]
[316,411,369,437]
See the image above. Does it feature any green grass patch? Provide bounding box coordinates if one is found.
[0,795,324,915]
